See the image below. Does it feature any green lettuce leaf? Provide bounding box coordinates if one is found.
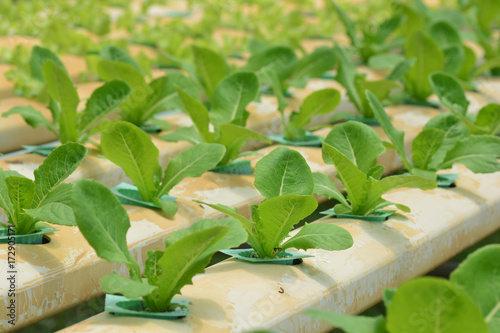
[158,143,225,196]
[450,244,500,332]
[192,46,228,98]
[386,278,489,333]
[101,121,161,202]
[404,31,445,101]
[72,179,138,269]
[257,194,317,257]
[152,226,229,309]
[281,222,353,252]
[210,72,259,126]
[42,61,79,143]
[254,146,314,199]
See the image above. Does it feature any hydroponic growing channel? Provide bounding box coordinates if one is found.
[0,0,500,332]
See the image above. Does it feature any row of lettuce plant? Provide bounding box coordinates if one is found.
[1,2,339,100]
[2,46,131,152]
[4,13,500,135]
[2,43,341,158]
[3,0,500,104]
[3,60,500,238]
[3,77,499,233]
[1,83,499,322]
[34,98,499,319]
[67,144,356,316]
[0,114,497,323]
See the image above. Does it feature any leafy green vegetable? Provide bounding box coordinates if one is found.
[210,72,260,127]
[254,146,314,199]
[280,88,341,141]
[98,45,198,128]
[72,179,246,312]
[0,143,87,235]
[242,45,336,112]
[192,45,228,99]
[333,45,398,120]
[3,47,131,145]
[160,85,271,167]
[451,245,500,332]
[463,0,500,74]
[387,278,489,333]
[242,45,298,86]
[426,18,500,85]
[196,146,353,259]
[403,31,445,101]
[368,91,500,179]
[317,121,436,216]
[327,0,404,64]
[241,45,297,112]
[101,121,225,215]
[288,47,337,88]
[308,244,500,333]
[430,72,500,135]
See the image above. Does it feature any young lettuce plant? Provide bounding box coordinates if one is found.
[400,31,445,103]
[0,143,87,237]
[315,121,436,219]
[332,45,399,123]
[168,45,229,102]
[462,0,500,76]
[196,147,354,260]
[430,72,500,136]
[287,46,338,88]
[271,88,341,145]
[368,91,500,183]
[307,244,500,333]
[327,0,404,64]
[97,45,199,131]
[427,20,500,88]
[100,121,226,216]
[2,46,131,150]
[241,45,336,113]
[160,76,272,172]
[72,178,247,313]
[1,45,48,100]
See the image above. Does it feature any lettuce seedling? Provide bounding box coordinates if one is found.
[461,0,500,76]
[401,31,445,102]
[160,79,271,168]
[332,45,399,122]
[287,47,338,88]
[315,121,436,217]
[97,45,199,130]
[72,178,247,313]
[1,45,48,100]
[241,45,336,113]
[3,46,131,146]
[368,91,500,180]
[191,45,229,100]
[327,0,404,64]
[100,121,225,215]
[165,45,229,102]
[0,143,87,235]
[427,20,500,87]
[278,88,341,142]
[430,72,500,136]
[308,244,500,333]
[197,147,354,260]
